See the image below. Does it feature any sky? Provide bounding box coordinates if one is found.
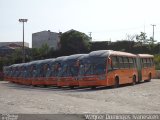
[0,0,160,48]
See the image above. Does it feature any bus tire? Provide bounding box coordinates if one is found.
[114,77,119,88]
[91,86,96,89]
[146,73,152,82]
[70,86,74,89]
[132,75,136,85]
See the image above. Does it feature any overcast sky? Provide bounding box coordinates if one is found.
[0,0,160,47]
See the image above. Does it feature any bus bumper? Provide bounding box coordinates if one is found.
[44,77,57,86]
[32,77,45,86]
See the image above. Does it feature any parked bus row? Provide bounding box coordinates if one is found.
[3,50,156,88]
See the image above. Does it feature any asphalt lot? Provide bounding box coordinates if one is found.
[0,79,160,115]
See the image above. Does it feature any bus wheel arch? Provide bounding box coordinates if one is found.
[148,73,152,82]
[132,75,136,85]
[114,76,119,88]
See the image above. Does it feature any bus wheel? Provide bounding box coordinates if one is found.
[114,77,119,88]
[91,86,96,89]
[132,75,136,85]
[146,73,152,82]
[70,86,74,89]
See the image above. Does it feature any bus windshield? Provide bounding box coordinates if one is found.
[58,62,79,77]
[79,57,106,75]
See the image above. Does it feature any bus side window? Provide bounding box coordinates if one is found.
[147,58,151,67]
[134,58,137,68]
[129,58,134,68]
[111,56,119,69]
[150,58,153,66]
[143,58,147,68]
[123,57,129,69]
[140,58,143,68]
[118,57,124,69]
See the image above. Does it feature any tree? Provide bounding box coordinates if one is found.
[125,34,137,41]
[136,32,147,46]
[60,29,90,54]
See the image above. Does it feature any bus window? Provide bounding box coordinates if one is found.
[70,65,79,76]
[123,57,129,68]
[95,61,106,74]
[133,58,137,68]
[143,58,147,68]
[147,58,151,67]
[118,57,124,69]
[150,58,154,66]
[111,56,119,69]
[129,58,134,68]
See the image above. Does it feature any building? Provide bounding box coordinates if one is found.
[0,42,29,48]
[32,30,61,49]
[0,42,29,57]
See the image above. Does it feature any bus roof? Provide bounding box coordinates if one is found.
[36,58,53,64]
[111,51,136,57]
[63,54,87,61]
[89,50,136,58]
[55,56,67,62]
[89,50,112,57]
[137,54,154,58]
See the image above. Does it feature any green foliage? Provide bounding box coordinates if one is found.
[136,32,147,45]
[0,30,160,71]
[60,30,90,54]
[154,55,160,70]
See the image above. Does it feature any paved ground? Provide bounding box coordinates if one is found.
[0,79,160,115]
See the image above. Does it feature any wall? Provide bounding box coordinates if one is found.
[32,31,60,50]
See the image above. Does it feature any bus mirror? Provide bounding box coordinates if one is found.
[108,57,112,65]
[108,57,113,69]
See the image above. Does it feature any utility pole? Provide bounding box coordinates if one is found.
[151,24,156,41]
[19,19,28,63]
[89,32,92,41]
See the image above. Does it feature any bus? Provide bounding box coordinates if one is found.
[7,66,13,82]
[78,50,138,88]
[16,63,24,84]
[57,54,87,88]
[21,63,32,85]
[137,54,156,82]
[45,56,67,86]
[26,60,40,86]
[11,64,20,83]
[3,66,8,81]
[32,59,53,86]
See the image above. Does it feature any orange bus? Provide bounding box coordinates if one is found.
[78,50,138,88]
[7,65,13,82]
[21,63,32,85]
[16,64,24,84]
[32,59,53,86]
[136,54,156,82]
[45,56,67,86]
[57,54,87,88]
[11,64,20,83]
[3,66,8,81]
